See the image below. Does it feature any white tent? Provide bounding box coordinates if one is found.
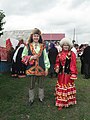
[8,38,19,49]
[0,30,32,48]
[0,37,6,47]
[0,37,19,49]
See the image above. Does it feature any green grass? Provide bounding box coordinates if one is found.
[0,61,90,120]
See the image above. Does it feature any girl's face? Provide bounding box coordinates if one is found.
[62,43,69,51]
[33,34,40,43]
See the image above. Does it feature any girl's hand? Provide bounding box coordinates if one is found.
[55,68,59,73]
[31,55,38,60]
[45,70,48,76]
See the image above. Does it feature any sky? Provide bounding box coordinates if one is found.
[0,0,90,44]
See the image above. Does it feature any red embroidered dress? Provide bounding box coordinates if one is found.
[55,50,78,108]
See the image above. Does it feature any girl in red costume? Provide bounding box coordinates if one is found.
[54,37,78,110]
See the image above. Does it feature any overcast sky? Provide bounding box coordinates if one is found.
[0,0,90,44]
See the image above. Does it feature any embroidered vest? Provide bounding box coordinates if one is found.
[26,43,45,76]
[59,51,71,74]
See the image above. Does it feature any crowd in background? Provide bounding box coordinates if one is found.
[8,37,90,80]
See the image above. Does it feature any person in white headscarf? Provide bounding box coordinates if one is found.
[71,44,79,58]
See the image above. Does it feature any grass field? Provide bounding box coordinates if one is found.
[0,61,90,120]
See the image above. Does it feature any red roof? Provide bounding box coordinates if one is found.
[42,33,65,40]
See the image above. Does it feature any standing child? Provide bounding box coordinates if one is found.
[54,37,78,110]
[22,28,50,105]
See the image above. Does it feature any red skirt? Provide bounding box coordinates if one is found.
[55,73,77,107]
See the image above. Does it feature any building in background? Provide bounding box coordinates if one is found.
[0,30,65,73]
[42,33,65,42]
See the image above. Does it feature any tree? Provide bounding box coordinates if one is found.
[0,10,5,36]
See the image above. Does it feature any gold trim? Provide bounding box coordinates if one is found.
[26,43,45,75]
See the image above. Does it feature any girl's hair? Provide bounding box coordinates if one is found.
[28,34,43,43]
[28,28,43,43]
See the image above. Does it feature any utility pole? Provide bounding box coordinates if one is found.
[72,28,75,44]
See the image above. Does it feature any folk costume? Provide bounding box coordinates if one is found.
[12,43,26,78]
[55,38,78,110]
[22,28,50,104]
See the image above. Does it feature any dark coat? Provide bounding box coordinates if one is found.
[83,46,90,64]
[48,45,58,74]
[48,47,58,64]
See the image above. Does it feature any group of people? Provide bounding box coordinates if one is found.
[11,28,78,110]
